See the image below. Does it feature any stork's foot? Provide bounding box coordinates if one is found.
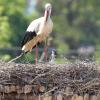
[35,59,38,64]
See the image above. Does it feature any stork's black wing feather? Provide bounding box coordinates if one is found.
[21,31,37,47]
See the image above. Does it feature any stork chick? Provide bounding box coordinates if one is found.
[21,3,53,64]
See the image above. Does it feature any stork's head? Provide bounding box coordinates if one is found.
[45,3,52,10]
[44,3,52,22]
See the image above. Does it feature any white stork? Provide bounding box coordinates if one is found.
[21,3,53,64]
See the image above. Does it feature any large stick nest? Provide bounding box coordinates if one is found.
[0,60,100,95]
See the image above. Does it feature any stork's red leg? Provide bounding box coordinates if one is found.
[44,47,47,62]
[35,45,38,64]
[44,39,48,62]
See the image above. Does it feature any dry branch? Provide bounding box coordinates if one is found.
[0,60,100,95]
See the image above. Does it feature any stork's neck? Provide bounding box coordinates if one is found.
[44,10,51,22]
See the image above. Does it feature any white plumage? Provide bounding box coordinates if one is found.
[26,17,43,33]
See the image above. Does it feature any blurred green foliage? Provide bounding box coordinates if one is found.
[0,0,100,61]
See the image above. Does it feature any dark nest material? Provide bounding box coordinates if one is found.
[0,60,100,96]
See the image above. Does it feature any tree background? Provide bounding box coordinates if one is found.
[0,0,100,62]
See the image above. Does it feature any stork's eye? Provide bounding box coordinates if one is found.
[48,7,51,10]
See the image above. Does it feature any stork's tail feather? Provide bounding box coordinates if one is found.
[8,52,25,63]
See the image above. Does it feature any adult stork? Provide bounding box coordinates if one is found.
[21,3,53,64]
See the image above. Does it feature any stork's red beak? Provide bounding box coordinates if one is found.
[46,10,49,22]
